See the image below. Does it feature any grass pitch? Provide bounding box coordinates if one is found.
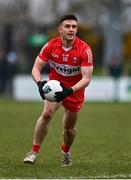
[0,99,131,178]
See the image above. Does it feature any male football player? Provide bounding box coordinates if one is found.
[23,14,94,166]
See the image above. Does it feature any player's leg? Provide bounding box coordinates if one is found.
[33,100,60,145]
[61,109,78,166]
[23,100,61,163]
[63,109,78,147]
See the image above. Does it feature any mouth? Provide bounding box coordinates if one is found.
[68,33,74,35]
[67,34,74,37]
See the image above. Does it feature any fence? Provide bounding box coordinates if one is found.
[13,75,131,102]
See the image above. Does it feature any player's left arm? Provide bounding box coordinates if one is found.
[72,65,93,93]
[54,66,93,103]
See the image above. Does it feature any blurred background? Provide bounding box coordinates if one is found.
[0,0,131,102]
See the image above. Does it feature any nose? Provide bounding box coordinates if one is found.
[69,26,74,31]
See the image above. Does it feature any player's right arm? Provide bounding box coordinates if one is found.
[32,56,47,84]
[32,56,48,100]
[32,41,52,84]
[32,41,52,100]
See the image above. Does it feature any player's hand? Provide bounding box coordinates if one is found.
[54,83,73,103]
[37,80,47,100]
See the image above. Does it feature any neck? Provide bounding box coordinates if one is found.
[61,38,75,48]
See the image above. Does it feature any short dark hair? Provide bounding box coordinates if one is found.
[59,14,78,25]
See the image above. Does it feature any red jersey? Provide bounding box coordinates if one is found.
[39,36,94,87]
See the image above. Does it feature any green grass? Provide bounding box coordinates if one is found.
[0,99,131,178]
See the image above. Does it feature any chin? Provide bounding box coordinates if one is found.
[67,37,74,42]
[67,39,73,42]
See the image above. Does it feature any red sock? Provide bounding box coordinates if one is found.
[32,144,40,153]
[61,144,70,153]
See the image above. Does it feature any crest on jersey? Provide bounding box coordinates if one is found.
[62,54,69,62]
[73,57,78,63]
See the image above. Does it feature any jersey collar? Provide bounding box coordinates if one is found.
[58,36,78,49]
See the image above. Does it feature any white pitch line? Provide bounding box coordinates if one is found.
[69,174,131,179]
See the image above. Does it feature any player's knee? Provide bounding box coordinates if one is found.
[42,109,54,122]
[64,127,76,136]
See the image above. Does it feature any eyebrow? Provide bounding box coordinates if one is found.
[63,22,77,26]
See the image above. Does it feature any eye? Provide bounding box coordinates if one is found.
[72,25,77,29]
[65,24,70,28]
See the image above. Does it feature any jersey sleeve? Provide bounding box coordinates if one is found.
[81,46,94,66]
[38,42,51,62]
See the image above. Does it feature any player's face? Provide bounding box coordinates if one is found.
[58,20,78,42]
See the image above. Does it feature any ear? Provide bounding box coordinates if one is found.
[58,25,62,34]
[76,26,78,32]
